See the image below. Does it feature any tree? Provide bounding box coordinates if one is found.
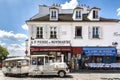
[0,45,9,63]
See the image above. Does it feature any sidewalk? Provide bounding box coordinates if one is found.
[70,69,120,73]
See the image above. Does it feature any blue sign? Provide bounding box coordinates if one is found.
[83,47,117,56]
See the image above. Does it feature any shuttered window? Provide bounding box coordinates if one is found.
[75,26,82,38]
[36,27,43,39]
[50,27,57,39]
[88,26,102,39]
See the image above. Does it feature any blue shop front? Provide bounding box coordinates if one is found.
[82,47,117,64]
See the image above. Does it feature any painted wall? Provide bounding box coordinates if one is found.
[27,22,119,47]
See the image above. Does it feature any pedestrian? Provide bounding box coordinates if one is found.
[71,57,74,71]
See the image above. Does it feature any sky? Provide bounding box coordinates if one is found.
[0,0,120,56]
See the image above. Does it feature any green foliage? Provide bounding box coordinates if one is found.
[0,45,9,58]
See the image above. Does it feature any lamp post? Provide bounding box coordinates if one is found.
[112,42,118,47]
[112,42,118,63]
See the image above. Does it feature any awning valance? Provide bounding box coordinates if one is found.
[30,46,71,51]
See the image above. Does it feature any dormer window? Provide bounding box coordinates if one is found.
[76,11,81,19]
[49,7,58,21]
[87,7,100,21]
[73,7,83,21]
[93,10,98,19]
[51,10,56,19]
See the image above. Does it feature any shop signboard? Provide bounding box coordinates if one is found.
[83,47,117,56]
[31,40,71,46]
[88,63,120,68]
[30,47,71,52]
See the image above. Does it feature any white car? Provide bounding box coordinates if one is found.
[29,55,69,77]
[2,57,30,76]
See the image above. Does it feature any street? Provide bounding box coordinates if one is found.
[1,70,120,80]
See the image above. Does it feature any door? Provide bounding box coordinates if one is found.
[44,56,55,74]
[37,57,44,72]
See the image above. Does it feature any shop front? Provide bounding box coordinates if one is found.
[116,49,120,62]
[71,47,83,71]
[30,46,72,63]
[82,47,117,68]
[30,46,83,71]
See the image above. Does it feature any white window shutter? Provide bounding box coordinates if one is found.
[57,26,60,39]
[88,26,92,39]
[31,26,35,39]
[46,26,50,39]
[33,26,36,39]
[30,26,33,39]
[99,27,102,39]
[74,27,75,38]
[43,26,46,39]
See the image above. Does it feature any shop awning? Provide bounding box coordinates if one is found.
[83,47,117,56]
[30,46,71,51]
[72,47,83,54]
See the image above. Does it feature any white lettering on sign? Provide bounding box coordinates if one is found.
[114,32,120,36]
[31,40,71,46]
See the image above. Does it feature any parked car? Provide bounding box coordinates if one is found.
[29,55,69,77]
[2,57,30,76]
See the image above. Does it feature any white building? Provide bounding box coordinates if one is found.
[26,4,120,69]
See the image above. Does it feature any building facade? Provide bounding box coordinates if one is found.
[26,4,120,70]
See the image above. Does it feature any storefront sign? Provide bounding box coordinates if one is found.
[30,47,71,51]
[83,47,117,56]
[88,63,120,68]
[31,40,71,46]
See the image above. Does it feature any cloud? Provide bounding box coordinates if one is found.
[117,8,120,16]
[0,41,26,56]
[0,41,6,46]
[7,43,26,56]
[61,0,78,9]
[22,24,28,30]
[0,30,27,41]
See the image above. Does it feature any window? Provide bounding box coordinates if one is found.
[76,11,81,19]
[36,27,43,39]
[75,26,82,38]
[32,58,37,65]
[91,56,103,63]
[50,27,57,39]
[45,57,48,63]
[92,27,100,38]
[51,11,56,19]
[37,57,44,65]
[93,10,98,19]
[106,56,110,63]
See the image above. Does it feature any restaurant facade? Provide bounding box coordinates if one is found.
[26,4,120,71]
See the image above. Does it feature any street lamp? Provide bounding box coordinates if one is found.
[112,42,118,47]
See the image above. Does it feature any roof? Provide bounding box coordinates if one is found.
[91,7,101,10]
[4,57,30,61]
[49,7,58,9]
[31,55,48,57]
[74,6,83,10]
[27,14,119,22]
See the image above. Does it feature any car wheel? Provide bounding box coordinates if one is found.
[58,71,65,78]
